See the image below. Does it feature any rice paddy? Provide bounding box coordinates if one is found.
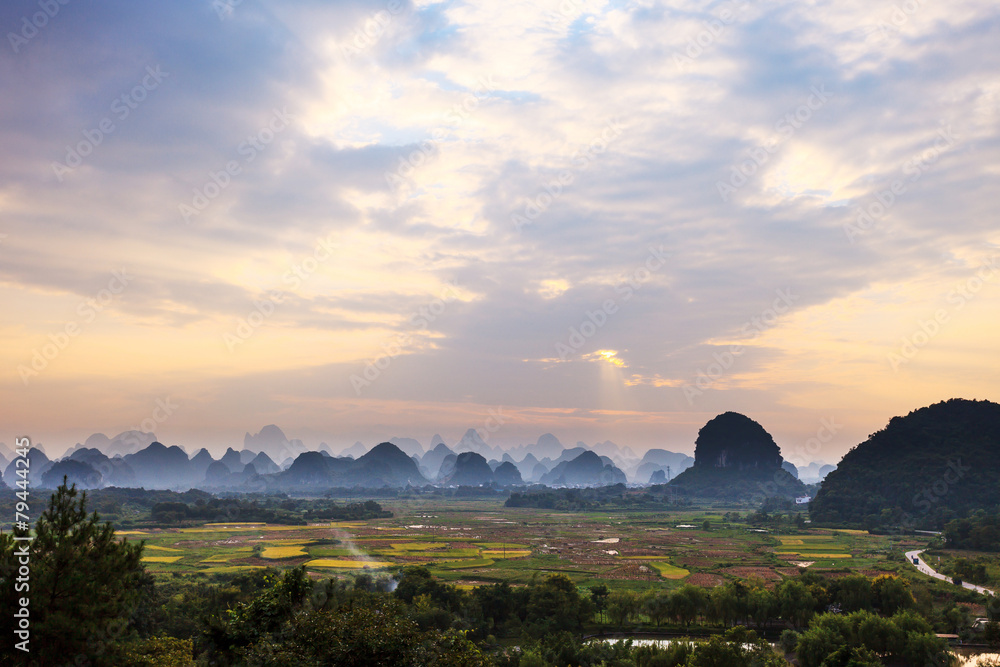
[262,546,308,559]
[306,559,394,569]
[124,499,913,591]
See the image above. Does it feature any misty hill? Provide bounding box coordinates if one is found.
[68,447,135,487]
[345,442,427,487]
[244,424,307,462]
[540,451,627,487]
[440,452,494,486]
[220,447,243,473]
[190,448,215,480]
[810,399,1000,528]
[798,461,836,484]
[389,437,425,458]
[279,442,427,489]
[3,447,51,488]
[421,442,455,479]
[124,442,195,488]
[249,451,280,475]
[633,448,695,484]
[513,453,540,481]
[341,441,368,458]
[41,459,103,489]
[453,428,499,459]
[530,462,549,482]
[669,412,805,499]
[494,461,523,486]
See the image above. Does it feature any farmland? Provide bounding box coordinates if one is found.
[127,498,927,592]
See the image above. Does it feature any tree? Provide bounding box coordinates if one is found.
[0,479,146,666]
[870,574,914,615]
[589,584,609,623]
[525,574,593,637]
[776,579,816,628]
[607,590,638,628]
[643,589,671,626]
[671,584,708,627]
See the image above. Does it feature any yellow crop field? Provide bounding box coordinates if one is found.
[306,559,394,569]
[777,552,851,558]
[145,545,182,552]
[117,531,148,535]
[650,562,689,579]
[262,546,307,559]
[482,549,531,558]
[778,538,804,546]
[143,556,182,563]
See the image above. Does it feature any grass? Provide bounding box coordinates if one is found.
[435,559,496,570]
[482,550,531,558]
[201,565,266,574]
[649,562,690,579]
[200,555,235,563]
[389,542,450,551]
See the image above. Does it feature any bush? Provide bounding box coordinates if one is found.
[780,629,799,653]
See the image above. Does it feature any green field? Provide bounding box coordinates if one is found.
[123,499,921,592]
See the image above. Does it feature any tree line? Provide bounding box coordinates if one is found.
[0,480,976,666]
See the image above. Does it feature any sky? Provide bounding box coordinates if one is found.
[1,0,998,461]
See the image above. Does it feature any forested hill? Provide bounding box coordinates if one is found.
[809,398,1000,529]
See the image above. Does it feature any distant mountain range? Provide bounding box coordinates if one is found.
[1,421,839,492]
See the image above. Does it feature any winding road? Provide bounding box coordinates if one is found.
[905,549,996,597]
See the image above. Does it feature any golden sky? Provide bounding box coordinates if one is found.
[1,0,998,459]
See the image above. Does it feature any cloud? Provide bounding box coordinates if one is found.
[1,0,998,457]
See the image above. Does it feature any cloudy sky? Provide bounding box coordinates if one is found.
[2,0,998,460]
